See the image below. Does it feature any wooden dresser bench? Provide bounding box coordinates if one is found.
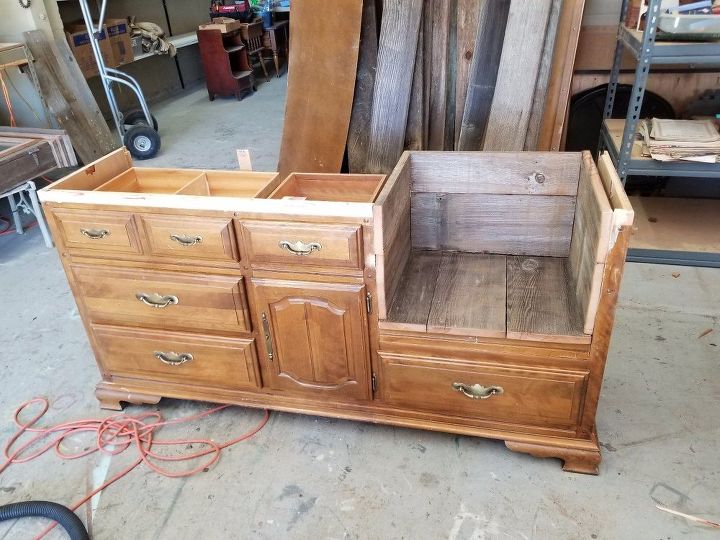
[40,149,633,474]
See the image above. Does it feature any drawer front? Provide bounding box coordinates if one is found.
[379,353,588,427]
[92,325,259,390]
[52,209,142,256]
[240,221,362,269]
[72,265,251,333]
[139,214,239,262]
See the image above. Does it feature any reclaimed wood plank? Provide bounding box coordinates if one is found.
[278,0,363,177]
[482,0,551,151]
[411,193,576,257]
[427,252,506,337]
[404,6,425,152]
[524,0,562,150]
[427,0,453,150]
[366,0,423,173]
[347,0,379,173]
[386,250,442,331]
[23,30,117,164]
[409,151,581,195]
[454,0,483,148]
[506,256,589,344]
[568,152,614,334]
[457,0,510,150]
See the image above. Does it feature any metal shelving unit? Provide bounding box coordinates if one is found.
[598,0,720,268]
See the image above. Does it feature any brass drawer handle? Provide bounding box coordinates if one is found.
[170,233,203,246]
[135,292,179,308]
[154,351,193,365]
[278,240,322,256]
[80,228,109,239]
[452,382,504,400]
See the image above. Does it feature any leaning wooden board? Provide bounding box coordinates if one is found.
[277,0,363,177]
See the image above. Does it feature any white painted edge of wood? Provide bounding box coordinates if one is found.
[38,190,375,219]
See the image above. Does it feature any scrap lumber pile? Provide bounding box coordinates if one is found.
[278,0,585,175]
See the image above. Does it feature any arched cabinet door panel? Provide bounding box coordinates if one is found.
[251,278,372,400]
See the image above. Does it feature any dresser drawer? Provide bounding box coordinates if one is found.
[72,266,251,333]
[92,325,259,390]
[240,221,362,269]
[378,353,588,428]
[138,214,239,262]
[51,209,142,256]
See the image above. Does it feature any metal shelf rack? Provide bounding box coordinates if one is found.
[598,0,720,268]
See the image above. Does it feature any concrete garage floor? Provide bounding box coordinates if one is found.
[1,81,720,539]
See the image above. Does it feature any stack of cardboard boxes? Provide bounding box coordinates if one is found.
[65,18,133,78]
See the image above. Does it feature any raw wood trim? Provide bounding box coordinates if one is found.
[409,151,581,195]
[482,0,551,151]
[373,152,412,318]
[524,0,562,150]
[506,256,590,344]
[277,0,363,177]
[537,0,586,150]
[596,152,634,225]
[411,192,576,257]
[427,252,507,338]
[366,0,423,173]
[457,0,510,150]
[568,152,614,334]
[347,0,379,173]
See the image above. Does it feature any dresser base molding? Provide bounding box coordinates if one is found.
[95,380,600,472]
[96,384,162,411]
[505,435,601,475]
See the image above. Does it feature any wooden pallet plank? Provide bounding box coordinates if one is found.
[506,256,589,344]
[366,0,423,173]
[23,30,117,164]
[347,0,379,173]
[427,252,506,337]
[482,0,551,151]
[457,0,510,150]
[278,0,363,177]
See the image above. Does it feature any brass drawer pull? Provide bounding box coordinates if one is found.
[154,351,193,365]
[278,240,322,256]
[135,292,179,308]
[80,228,109,239]
[170,233,203,246]
[452,382,504,400]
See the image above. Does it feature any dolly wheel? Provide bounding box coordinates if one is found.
[123,109,159,131]
[124,125,161,159]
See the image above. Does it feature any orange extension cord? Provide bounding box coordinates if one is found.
[1,397,270,539]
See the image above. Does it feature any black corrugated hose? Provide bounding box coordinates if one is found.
[0,501,90,540]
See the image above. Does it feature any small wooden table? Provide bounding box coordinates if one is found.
[262,20,289,77]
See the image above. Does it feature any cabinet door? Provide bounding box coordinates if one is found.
[252,279,371,400]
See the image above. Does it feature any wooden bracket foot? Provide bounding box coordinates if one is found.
[95,383,162,411]
[505,439,601,475]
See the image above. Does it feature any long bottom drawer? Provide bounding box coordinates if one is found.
[378,352,588,428]
[92,325,260,390]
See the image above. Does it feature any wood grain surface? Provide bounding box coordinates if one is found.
[454,0,483,148]
[427,252,507,337]
[366,0,423,173]
[457,0,510,150]
[386,250,442,330]
[347,0,379,173]
[506,256,589,343]
[427,0,453,150]
[482,0,551,151]
[277,0,363,177]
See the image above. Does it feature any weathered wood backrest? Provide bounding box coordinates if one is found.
[408,152,582,256]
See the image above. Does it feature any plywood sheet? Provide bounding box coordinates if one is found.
[427,252,506,337]
[366,0,423,173]
[277,0,363,177]
[506,256,589,344]
[411,193,576,257]
[483,0,551,151]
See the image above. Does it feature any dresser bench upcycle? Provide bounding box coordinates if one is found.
[39,149,634,474]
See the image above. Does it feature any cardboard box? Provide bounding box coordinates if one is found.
[105,18,134,65]
[199,17,243,34]
[65,23,116,78]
